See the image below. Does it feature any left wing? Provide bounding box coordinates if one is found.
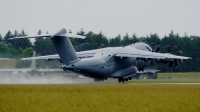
[21,54,59,60]
[0,69,62,72]
[21,47,122,60]
[115,46,191,59]
[21,50,98,60]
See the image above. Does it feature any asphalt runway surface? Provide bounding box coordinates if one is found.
[0,73,117,84]
[128,83,200,85]
[1,73,200,85]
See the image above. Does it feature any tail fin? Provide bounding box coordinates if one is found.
[50,28,80,64]
[30,51,36,70]
[10,28,86,65]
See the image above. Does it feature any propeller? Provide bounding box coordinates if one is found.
[150,42,161,53]
[149,42,161,65]
[155,45,160,52]
[166,45,171,53]
[149,42,184,68]
[166,45,184,68]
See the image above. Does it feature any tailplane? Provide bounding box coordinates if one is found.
[10,28,86,65]
[30,51,36,70]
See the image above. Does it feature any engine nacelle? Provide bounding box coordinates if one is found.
[110,66,137,78]
[136,59,147,71]
[46,59,52,61]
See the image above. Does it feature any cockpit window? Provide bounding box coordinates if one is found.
[134,42,152,51]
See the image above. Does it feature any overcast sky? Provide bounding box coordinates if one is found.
[0,0,200,38]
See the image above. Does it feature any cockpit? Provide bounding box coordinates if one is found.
[131,42,152,51]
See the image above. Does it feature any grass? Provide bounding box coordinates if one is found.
[0,84,200,112]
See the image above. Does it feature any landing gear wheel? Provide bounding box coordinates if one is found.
[122,79,125,83]
[118,78,122,83]
[141,68,144,72]
[63,68,67,71]
[94,78,100,82]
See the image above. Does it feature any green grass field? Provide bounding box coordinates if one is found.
[0,84,200,112]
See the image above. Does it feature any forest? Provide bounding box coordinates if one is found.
[0,29,199,72]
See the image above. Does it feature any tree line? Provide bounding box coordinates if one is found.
[0,29,199,72]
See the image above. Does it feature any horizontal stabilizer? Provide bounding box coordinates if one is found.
[66,33,86,39]
[9,34,51,40]
[21,54,59,60]
[9,28,86,40]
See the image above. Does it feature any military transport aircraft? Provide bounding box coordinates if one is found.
[10,28,191,83]
[0,51,62,74]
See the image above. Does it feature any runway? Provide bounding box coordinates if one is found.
[0,73,92,84]
[128,83,200,85]
[0,73,200,85]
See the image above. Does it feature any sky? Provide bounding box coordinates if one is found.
[0,0,200,38]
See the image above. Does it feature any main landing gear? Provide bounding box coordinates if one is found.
[118,77,132,83]
[94,78,107,82]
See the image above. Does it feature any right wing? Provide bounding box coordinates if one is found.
[115,46,191,60]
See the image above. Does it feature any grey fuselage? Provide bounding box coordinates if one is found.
[64,47,137,78]
[10,28,191,82]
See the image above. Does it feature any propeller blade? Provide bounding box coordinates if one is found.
[168,62,173,68]
[176,50,183,55]
[180,59,183,63]
[150,42,156,52]
[174,59,178,68]
[167,45,171,53]
[151,42,154,46]
[155,59,160,64]
[155,46,160,52]
[151,59,154,66]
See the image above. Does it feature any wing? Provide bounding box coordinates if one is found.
[0,69,30,72]
[0,69,63,72]
[115,46,191,59]
[21,47,116,60]
[76,50,100,58]
[21,50,98,61]
[21,54,59,60]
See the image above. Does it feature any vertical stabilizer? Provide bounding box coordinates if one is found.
[9,28,85,65]
[31,51,36,70]
[50,28,80,65]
